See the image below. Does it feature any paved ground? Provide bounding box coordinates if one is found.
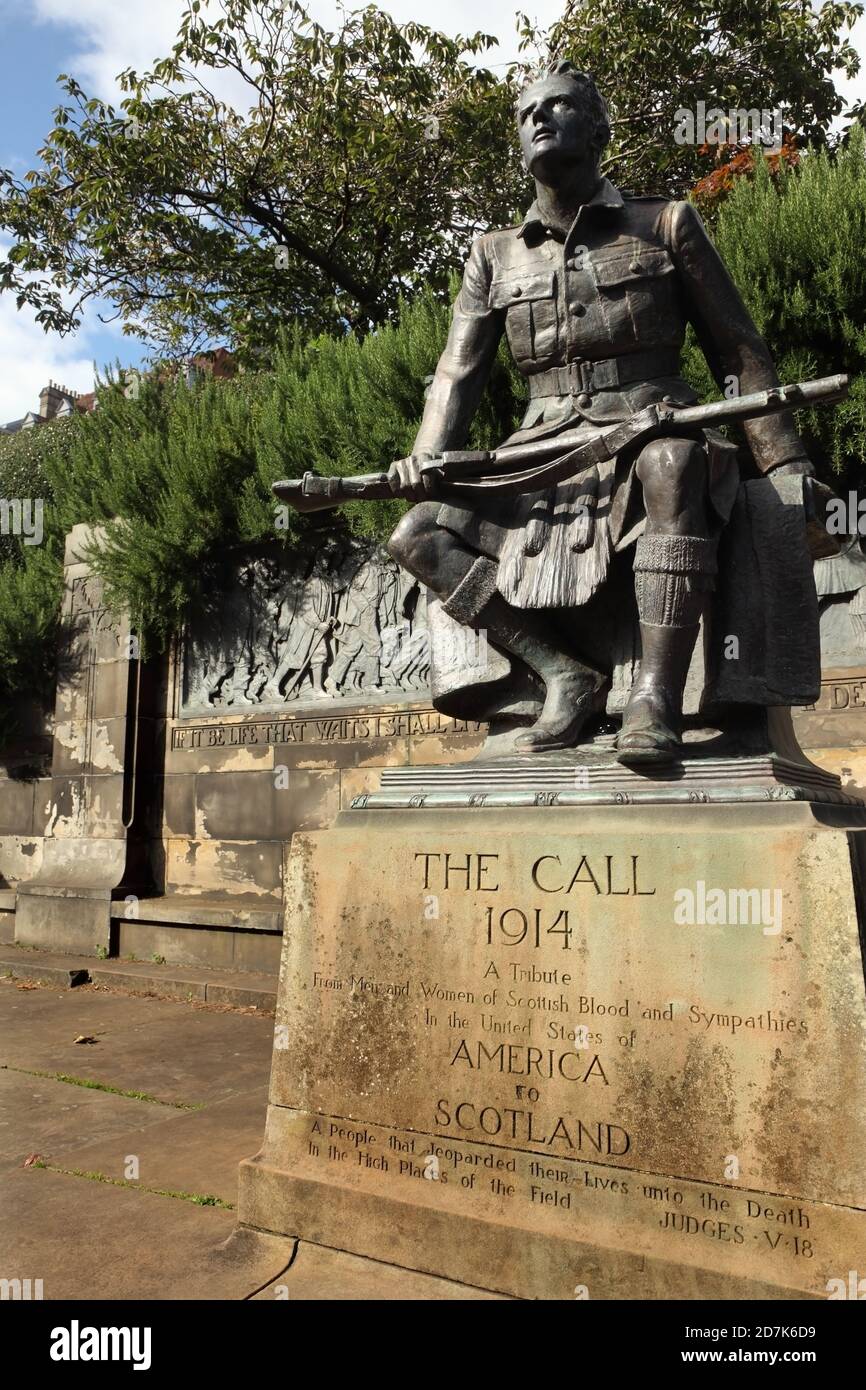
[0,963,503,1300]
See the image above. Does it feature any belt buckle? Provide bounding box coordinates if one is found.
[567,361,592,395]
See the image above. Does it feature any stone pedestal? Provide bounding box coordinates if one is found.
[239,792,866,1299]
[14,524,144,954]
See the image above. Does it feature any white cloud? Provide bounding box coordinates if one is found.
[30,0,250,108]
[0,295,95,425]
[32,0,191,96]
[0,231,133,424]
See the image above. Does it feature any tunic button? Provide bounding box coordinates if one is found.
[512,285,523,297]
[571,303,586,316]
[576,392,591,408]
[629,260,643,274]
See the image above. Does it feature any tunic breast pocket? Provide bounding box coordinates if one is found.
[489,269,559,363]
[592,248,677,347]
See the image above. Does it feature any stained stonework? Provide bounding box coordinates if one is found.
[239,799,866,1299]
[814,536,866,668]
[181,540,430,716]
[15,523,143,953]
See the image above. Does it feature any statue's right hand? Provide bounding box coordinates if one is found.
[387,454,435,502]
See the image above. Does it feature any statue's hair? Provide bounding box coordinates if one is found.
[517,60,611,159]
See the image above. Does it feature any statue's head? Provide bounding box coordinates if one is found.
[516,61,610,181]
[311,537,342,576]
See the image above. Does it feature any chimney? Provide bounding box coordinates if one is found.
[39,379,79,420]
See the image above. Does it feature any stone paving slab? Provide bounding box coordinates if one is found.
[0,1069,179,1171]
[0,968,506,1300]
[253,1240,509,1301]
[0,976,275,1105]
[0,1166,294,1300]
[51,1085,269,1204]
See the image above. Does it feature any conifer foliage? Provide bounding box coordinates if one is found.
[0,286,523,736]
[680,127,866,486]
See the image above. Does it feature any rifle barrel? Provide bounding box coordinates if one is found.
[473,373,849,471]
[670,374,848,428]
[272,372,849,511]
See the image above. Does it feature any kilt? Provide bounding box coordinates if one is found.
[434,390,741,610]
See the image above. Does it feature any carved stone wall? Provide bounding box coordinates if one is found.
[1,529,487,968]
[15,523,143,953]
[792,542,866,790]
[181,539,430,716]
[813,536,866,668]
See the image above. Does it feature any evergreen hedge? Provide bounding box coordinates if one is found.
[680,127,866,485]
[0,286,524,741]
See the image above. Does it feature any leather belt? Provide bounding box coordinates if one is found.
[527,350,681,398]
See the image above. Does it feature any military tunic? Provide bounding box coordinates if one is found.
[413,177,806,609]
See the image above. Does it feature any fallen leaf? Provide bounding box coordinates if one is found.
[23,1153,42,1167]
[73,1035,99,1045]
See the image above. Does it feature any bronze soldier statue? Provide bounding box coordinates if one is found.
[384,62,815,764]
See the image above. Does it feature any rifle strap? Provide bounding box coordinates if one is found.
[439,433,612,499]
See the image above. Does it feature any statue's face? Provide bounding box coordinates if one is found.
[517,75,595,178]
[314,540,341,576]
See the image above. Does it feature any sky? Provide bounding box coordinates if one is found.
[0,0,864,424]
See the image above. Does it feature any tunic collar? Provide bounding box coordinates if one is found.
[518,177,624,240]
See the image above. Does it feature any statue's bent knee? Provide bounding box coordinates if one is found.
[387,501,441,574]
[636,436,708,519]
[637,435,705,484]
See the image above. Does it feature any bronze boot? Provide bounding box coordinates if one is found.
[616,533,718,766]
[441,557,605,752]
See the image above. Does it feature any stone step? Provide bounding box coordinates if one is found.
[0,943,277,1009]
[108,893,282,933]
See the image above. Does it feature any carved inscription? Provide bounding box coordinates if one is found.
[802,675,866,712]
[171,708,483,749]
[269,819,866,1293]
